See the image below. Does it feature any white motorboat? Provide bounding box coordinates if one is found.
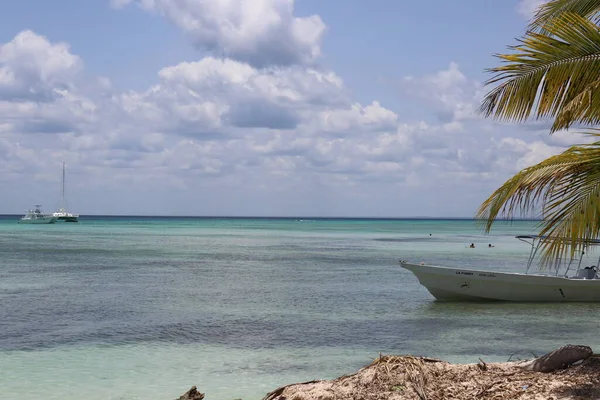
[400,235,600,302]
[19,205,58,224]
[52,162,79,222]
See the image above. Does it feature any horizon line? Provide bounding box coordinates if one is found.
[0,214,542,221]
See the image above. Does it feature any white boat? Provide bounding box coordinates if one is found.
[19,205,58,224]
[400,235,600,302]
[53,209,79,222]
[52,162,79,222]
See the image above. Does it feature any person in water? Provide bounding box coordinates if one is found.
[469,243,475,248]
[488,244,494,248]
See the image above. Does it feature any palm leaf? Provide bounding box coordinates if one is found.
[480,12,600,132]
[554,78,600,128]
[476,138,600,266]
[530,0,600,33]
[536,141,600,264]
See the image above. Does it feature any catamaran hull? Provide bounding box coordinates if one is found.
[56,215,79,222]
[400,262,600,302]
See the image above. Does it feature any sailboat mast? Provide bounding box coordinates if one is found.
[61,162,65,204]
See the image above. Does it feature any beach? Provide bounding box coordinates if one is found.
[1,217,599,399]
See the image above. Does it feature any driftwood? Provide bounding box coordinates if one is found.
[263,379,322,400]
[477,357,487,371]
[176,386,205,400]
[518,344,593,372]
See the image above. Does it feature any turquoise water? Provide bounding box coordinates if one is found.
[1,217,599,399]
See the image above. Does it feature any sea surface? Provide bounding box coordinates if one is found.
[1,216,599,400]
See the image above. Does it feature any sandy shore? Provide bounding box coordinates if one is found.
[177,347,600,400]
[261,354,600,400]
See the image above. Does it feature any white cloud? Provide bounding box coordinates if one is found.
[496,137,562,171]
[112,0,326,68]
[397,62,484,123]
[101,56,353,144]
[311,102,399,135]
[0,31,97,143]
[0,28,575,217]
[0,30,82,102]
[516,0,547,18]
[158,58,344,104]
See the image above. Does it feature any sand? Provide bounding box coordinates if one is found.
[260,354,600,400]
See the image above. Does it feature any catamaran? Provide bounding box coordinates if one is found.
[400,235,600,302]
[19,205,58,224]
[53,162,79,222]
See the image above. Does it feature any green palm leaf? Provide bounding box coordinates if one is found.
[554,78,600,128]
[530,0,600,33]
[480,12,600,132]
[476,135,600,266]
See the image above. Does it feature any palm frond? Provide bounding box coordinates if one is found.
[480,12,600,132]
[536,144,600,264]
[530,0,600,33]
[553,78,600,129]
[476,140,600,266]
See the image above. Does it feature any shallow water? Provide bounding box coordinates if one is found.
[1,217,598,399]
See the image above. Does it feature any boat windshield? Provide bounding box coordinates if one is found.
[516,235,600,277]
[516,235,600,245]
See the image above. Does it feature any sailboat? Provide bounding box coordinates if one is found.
[53,162,79,222]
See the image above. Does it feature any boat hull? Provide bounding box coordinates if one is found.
[400,262,600,302]
[19,216,58,224]
[56,215,79,222]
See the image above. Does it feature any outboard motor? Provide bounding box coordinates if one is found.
[579,266,598,279]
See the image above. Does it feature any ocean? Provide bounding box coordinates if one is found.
[1,216,599,399]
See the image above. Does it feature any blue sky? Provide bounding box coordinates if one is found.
[0,0,573,217]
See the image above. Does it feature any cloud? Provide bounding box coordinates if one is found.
[310,102,399,136]
[0,30,82,102]
[0,88,98,138]
[0,29,574,217]
[516,0,547,18]
[111,0,326,68]
[396,62,484,123]
[227,102,299,130]
[113,57,347,137]
[495,137,563,171]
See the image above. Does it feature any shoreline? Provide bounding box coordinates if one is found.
[178,346,600,400]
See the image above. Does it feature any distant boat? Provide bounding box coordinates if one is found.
[19,205,58,224]
[53,209,79,222]
[400,235,600,302]
[53,162,79,222]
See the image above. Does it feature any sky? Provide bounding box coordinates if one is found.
[0,0,581,217]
